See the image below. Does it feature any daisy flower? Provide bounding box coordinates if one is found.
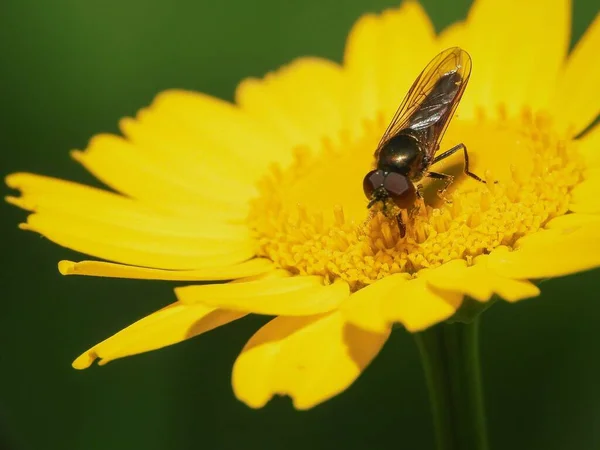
[6,0,600,430]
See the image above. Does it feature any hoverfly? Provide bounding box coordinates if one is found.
[363,47,485,237]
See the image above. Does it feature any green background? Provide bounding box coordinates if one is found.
[1,1,599,449]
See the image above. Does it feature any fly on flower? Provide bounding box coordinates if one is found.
[363,47,486,237]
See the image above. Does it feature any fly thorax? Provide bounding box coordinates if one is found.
[376,134,424,179]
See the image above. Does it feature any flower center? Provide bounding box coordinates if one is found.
[248,111,584,290]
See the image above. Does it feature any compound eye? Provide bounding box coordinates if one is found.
[383,172,416,209]
[363,170,386,199]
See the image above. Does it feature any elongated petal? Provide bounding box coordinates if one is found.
[426,259,540,303]
[236,58,350,149]
[376,2,437,120]
[344,2,436,127]
[177,278,349,316]
[569,127,600,213]
[462,0,515,111]
[73,135,248,219]
[344,267,462,333]
[343,14,383,128]
[6,173,250,240]
[118,108,259,198]
[178,276,322,301]
[73,303,245,369]
[545,213,600,230]
[503,0,570,114]
[552,12,600,135]
[436,22,475,121]
[381,270,463,332]
[145,89,293,169]
[232,312,389,409]
[342,273,409,333]
[570,177,600,213]
[59,259,273,281]
[464,0,570,115]
[487,225,600,279]
[121,110,267,188]
[577,123,600,168]
[21,213,255,270]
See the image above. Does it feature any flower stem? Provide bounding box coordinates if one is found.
[414,318,488,450]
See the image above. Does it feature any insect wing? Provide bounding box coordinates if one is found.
[374,47,472,162]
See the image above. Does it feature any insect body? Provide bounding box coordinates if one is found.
[363,47,485,237]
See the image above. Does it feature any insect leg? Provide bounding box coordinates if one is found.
[427,171,454,200]
[432,143,486,183]
[458,144,485,183]
[432,144,462,164]
[396,214,406,238]
[416,184,424,199]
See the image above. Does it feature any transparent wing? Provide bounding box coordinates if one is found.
[374,47,472,161]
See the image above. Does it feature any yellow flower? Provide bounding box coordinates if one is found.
[6,0,600,409]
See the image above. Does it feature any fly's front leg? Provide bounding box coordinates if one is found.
[396,214,406,238]
[426,171,454,202]
[416,184,423,199]
[412,184,426,216]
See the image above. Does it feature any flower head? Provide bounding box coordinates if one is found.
[6,0,600,409]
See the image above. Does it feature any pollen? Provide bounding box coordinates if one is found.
[248,112,584,290]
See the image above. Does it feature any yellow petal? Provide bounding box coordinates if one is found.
[146,89,293,170]
[437,21,468,49]
[344,2,436,127]
[464,0,570,115]
[58,258,273,281]
[5,173,250,240]
[461,0,513,112]
[487,225,600,279]
[341,273,409,333]
[343,13,382,128]
[232,311,389,409]
[577,122,600,168]
[73,302,245,369]
[120,112,259,194]
[545,213,600,230]
[570,177,600,214]
[376,2,437,120]
[381,269,463,332]
[236,58,349,149]
[426,259,540,303]
[176,277,349,316]
[177,276,322,301]
[73,134,248,219]
[344,267,467,334]
[552,12,600,135]
[21,213,255,270]
[436,22,477,121]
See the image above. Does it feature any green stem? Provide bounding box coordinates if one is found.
[414,318,488,450]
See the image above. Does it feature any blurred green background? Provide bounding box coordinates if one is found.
[1,0,599,449]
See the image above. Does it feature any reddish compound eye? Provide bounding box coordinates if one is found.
[383,172,416,209]
[363,170,386,200]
